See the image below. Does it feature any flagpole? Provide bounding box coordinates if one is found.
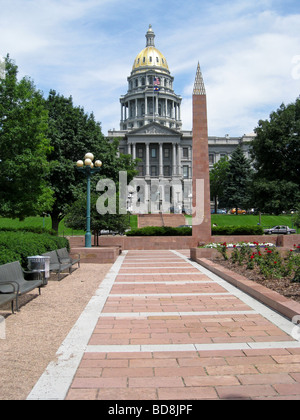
[153,76,155,122]
[153,76,160,122]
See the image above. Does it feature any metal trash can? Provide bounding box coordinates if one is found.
[27,256,50,286]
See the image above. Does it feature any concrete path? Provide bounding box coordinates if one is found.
[27,250,300,400]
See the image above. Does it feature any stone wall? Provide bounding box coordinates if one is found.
[68,233,300,252]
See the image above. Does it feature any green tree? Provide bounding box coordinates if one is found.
[220,145,253,213]
[64,192,130,235]
[45,90,137,231]
[292,204,300,232]
[250,98,300,213]
[0,55,53,219]
[210,155,230,213]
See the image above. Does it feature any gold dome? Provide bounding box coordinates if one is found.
[132,47,169,72]
[132,26,169,73]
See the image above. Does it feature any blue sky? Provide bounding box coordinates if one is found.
[0,0,299,137]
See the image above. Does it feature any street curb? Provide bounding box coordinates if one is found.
[193,257,300,321]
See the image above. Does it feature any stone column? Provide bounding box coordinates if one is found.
[132,143,136,160]
[146,143,150,176]
[192,63,211,243]
[159,143,163,176]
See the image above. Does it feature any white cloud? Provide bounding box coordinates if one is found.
[176,8,300,135]
[0,0,299,137]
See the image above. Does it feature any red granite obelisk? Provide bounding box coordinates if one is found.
[192,63,211,243]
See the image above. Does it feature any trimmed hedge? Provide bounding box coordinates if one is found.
[212,225,264,235]
[0,231,69,267]
[125,225,264,237]
[125,226,192,236]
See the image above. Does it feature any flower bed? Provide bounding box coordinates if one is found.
[203,241,276,249]
[204,241,300,283]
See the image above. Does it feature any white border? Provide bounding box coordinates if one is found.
[26,252,127,400]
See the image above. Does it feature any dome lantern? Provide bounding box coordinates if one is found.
[146,24,155,47]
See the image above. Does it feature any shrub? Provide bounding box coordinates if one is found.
[0,231,69,267]
[125,226,192,236]
[212,225,264,235]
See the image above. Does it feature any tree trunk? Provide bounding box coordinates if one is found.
[50,211,63,233]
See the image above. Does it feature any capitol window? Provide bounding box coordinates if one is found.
[164,166,170,176]
[151,166,157,177]
[183,166,189,179]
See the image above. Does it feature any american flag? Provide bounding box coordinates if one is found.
[153,77,160,86]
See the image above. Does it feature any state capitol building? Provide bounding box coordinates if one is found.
[108,26,254,214]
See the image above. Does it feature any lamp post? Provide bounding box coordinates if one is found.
[76,153,102,248]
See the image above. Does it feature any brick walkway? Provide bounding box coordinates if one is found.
[28,250,300,400]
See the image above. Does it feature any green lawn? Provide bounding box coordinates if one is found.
[211,214,295,228]
[186,214,298,231]
[0,214,298,235]
[0,216,85,236]
[0,215,139,236]
[130,215,138,229]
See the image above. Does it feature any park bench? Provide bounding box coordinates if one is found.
[42,250,72,281]
[0,282,19,313]
[56,248,80,270]
[0,261,43,312]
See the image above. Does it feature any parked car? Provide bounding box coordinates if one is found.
[177,225,192,229]
[230,208,246,214]
[211,209,227,214]
[99,229,118,235]
[264,225,296,235]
